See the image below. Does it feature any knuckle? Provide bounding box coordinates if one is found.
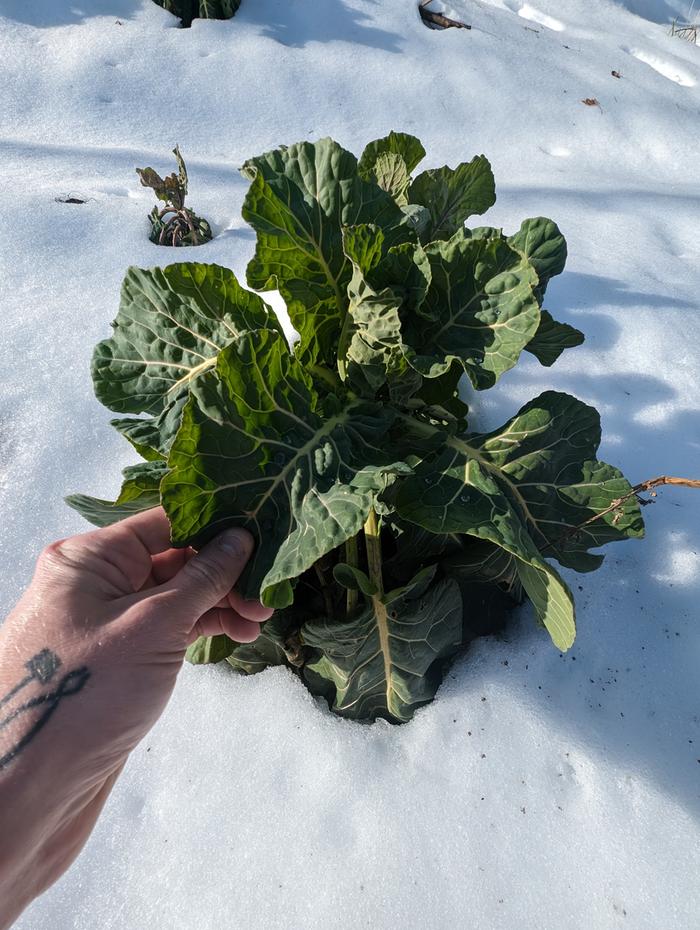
[38,539,75,572]
[186,556,228,591]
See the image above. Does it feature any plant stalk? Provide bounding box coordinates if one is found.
[363,508,384,599]
[345,534,359,617]
[309,363,343,394]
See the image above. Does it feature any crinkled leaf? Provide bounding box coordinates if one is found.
[383,563,437,605]
[443,537,521,596]
[525,309,584,366]
[383,518,463,584]
[344,277,406,394]
[394,454,576,650]
[470,390,644,571]
[186,634,235,665]
[408,155,496,242]
[136,147,187,210]
[405,232,541,389]
[66,461,167,527]
[161,329,399,603]
[343,226,432,313]
[93,263,277,454]
[226,612,304,675]
[371,153,411,206]
[400,203,431,238]
[241,138,406,367]
[408,363,469,430]
[462,220,580,366]
[340,226,427,397]
[173,145,188,193]
[302,575,462,722]
[508,217,567,300]
[358,131,426,180]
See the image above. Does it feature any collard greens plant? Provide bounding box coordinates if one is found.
[136,146,213,247]
[152,0,241,28]
[67,132,644,723]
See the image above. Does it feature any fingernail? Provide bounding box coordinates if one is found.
[217,528,253,557]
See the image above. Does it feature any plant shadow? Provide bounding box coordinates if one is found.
[238,0,403,52]
[2,0,404,51]
[0,0,147,27]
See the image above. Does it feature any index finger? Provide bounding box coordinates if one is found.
[96,506,175,556]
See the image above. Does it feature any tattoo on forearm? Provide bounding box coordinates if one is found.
[0,649,90,771]
[0,648,62,709]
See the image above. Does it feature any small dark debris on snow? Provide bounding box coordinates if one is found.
[612,70,622,78]
[418,1,471,29]
[582,97,602,109]
[55,194,89,204]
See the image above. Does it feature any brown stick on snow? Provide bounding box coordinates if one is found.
[419,1,471,29]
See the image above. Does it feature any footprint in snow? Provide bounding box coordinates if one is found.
[501,0,565,32]
[541,145,571,157]
[622,46,696,87]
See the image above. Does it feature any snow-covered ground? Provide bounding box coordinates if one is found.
[1,1,699,927]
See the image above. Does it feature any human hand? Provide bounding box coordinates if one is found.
[0,508,271,927]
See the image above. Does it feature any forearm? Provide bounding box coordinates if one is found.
[0,625,113,929]
[0,512,262,927]
[0,759,122,930]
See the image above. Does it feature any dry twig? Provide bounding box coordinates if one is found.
[561,476,700,543]
[419,1,471,30]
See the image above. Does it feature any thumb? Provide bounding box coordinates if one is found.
[154,528,254,628]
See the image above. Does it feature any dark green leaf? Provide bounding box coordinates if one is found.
[442,537,521,598]
[405,232,541,389]
[302,575,462,722]
[394,452,576,649]
[469,390,645,571]
[241,138,406,368]
[227,611,305,675]
[525,309,584,366]
[508,216,567,300]
[161,329,399,603]
[358,131,426,180]
[333,563,378,597]
[408,155,496,242]
[186,634,235,665]
[66,461,167,527]
[371,153,412,206]
[93,263,278,453]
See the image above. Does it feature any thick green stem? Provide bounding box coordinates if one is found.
[314,563,334,619]
[345,534,359,617]
[363,508,384,599]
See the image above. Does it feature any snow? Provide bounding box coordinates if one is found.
[1,1,698,927]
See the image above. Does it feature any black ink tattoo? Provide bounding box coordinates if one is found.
[0,648,61,709]
[0,650,90,771]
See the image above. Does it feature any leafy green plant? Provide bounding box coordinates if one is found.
[136,146,212,247]
[68,132,645,724]
[152,0,241,28]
